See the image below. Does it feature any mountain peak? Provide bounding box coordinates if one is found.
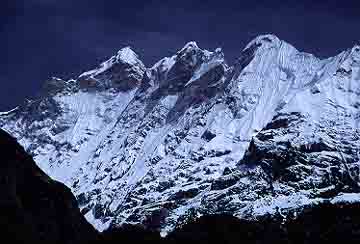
[79,46,145,80]
[351,44,360,57]
[179,41,199,52]
[116,46,141,65]
[244,34,282,50]
[78,46,146,90]
[176,41,203,57]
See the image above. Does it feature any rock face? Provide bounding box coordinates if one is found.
[0,129,97,244]
[1,34,360,234]
[78,47,146,91]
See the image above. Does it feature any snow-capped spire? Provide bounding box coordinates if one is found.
[178,41,199,53]
[115,46,141,65]
[150,42,204,80]
[151,41,226,83]
[350,44,360,59]
[78,46,146,90]
[79,46,145,79]
[335,43,360,73]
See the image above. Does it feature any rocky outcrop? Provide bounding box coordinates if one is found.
[78,47,146,91]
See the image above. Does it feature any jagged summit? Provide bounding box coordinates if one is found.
[148,41,227,97]
[1,35,360,235]
[75,35,287,87]
[115,46,142,65]
[244,34,282,49]
[75,34,315,83]
[178,41,199,52]
[77,46,146,90]
[350,44,360,60]
[79,46,144,78]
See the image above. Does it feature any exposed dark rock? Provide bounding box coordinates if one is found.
[222,167,232,175]
[201,130,216,142]
[143,208,170,231]
[263,112,302,130]
[168,188,200,201]
[310,85,321,94]
[336,67,352,76]
[230,42,261,81]
[77,192,90,206]
[78,48,146,92]
[42,77,79,95]
[211,174,239,190]
[93,203,106,219]
[156,180,176,192]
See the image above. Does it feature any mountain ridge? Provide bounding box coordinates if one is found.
[1,33,360,234]
[0,33,358,108]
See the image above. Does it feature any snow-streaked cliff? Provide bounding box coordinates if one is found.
[1,34,360,234]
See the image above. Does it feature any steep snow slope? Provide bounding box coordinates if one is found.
[1,35,360,234]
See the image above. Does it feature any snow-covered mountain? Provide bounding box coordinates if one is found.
[1,34,360,234]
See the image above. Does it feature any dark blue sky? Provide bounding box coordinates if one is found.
[1,0,359,110]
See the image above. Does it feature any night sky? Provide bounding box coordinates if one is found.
[1,0,359,111]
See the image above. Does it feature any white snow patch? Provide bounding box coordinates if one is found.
[331,193,360,204]
[0,107,19,116]
[84,211,111,232]
[185,58,224,87]
[79,46,143,78]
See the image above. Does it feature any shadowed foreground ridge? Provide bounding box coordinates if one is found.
[0,129,97,244]
[98,203,360,244]
[166,204,360,244]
